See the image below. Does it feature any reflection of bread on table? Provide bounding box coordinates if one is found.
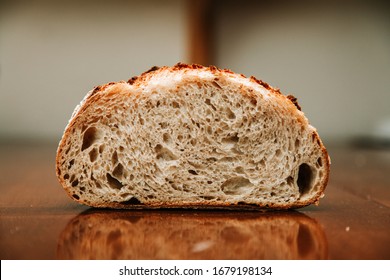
[57,210,327,259]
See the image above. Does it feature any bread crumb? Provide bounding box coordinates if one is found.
[345,226,350,232]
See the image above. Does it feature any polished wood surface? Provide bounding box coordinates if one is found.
[1,143,389,259]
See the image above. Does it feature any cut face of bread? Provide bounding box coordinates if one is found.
[56,63,330,209]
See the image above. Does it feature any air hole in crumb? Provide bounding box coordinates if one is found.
[287,176,294,185]
[189,161,204,169]
[68,159,74,169]
[159,122,168,129]
[317,157,323,167]
[212,81,222,89]
[95,181,102,189]
[207,180,213,184]
[235,166,245,174]
[221,177,254,195]
[89,148,98,162]
[226,108,236,119]
[311,133,317,143]
[207,157,217,163]
[72,194,80,200]
[219,156,235,163]
[259,159,266,168]
[163,133,171,144]
[71,179,79,187]
[99,144,105,153]
[205,98,217,111]
[200,195,215,200]
[81,127,99,151]
[155,144,178,161]
[172,101,180,108]
[112,151,118,165]
[295,139,300,148]
[183,184,190,192]
[170,183,180,191]
[222,134,239,145]
[106,173,124,190]
[121,197,143,205]
[64,174,69,180]
[113,163,124,179]
[231,147,243,155]
[297,163,314,196]
[188,169,198,175]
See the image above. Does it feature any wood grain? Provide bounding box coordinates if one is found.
[0,143,389,259]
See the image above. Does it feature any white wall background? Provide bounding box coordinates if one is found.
[1,0,389,144]
[0,0,187,141]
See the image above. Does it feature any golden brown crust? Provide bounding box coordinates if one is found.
[286,95,302,111]
[56,62,330,210]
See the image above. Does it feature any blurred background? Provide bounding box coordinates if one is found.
[1,0,389,146]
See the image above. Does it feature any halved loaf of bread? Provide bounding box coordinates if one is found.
[56,63,330,209]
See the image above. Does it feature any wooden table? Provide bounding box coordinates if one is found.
[1,142,389,259]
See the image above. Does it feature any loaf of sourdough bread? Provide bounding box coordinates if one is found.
[56,63,330,209]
